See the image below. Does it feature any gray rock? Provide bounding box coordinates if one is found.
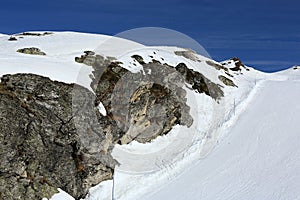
[175,50,201,62]
[229,57,247,71]
[206,60,229,72]
[17,47,46,56]
[218,75,237,87]
[175,63,224,101]
[0,74,118,199]
[131,55,146,64]
[89,55,195,144]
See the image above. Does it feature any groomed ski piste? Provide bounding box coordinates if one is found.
[0,32,299,200]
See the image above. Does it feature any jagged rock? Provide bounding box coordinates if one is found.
[84,50,95,56]
[206,60,229,72]
[0,47,227,199]
[17,47,46,56]
[75,52,194,144]
[175,63,224,100]
[87,53,222,144]
[0,74,119,199]
[225,71,234,78]
[92,61,193,144]
[218,75,237,87]
[174,50,201,62]
[131,55,146,64]
[230,57,246,71]
[75,51,117,67]
[108,62,194,144]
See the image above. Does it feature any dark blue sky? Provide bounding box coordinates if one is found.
[1,0,299,72]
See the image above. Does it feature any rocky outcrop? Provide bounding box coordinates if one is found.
[15,32,53,37]
[218,75,237,87]
[75,51,223,144]
[174,50,201,62]
[131,55,146,64]
[0,74,119,200]
[206,60,229,72]
[229,57,246,71]
[0,49,226,199]
[92,60,193,144]
[17,48,46,56]
[8,36,17,41]
[175,63,224,100]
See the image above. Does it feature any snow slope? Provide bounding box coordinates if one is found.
[144,76,300,200]
[0,31,144,90]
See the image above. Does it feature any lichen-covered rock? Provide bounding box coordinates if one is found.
[16,47,46,55]
[218,75,237,87]
[0,74,119,199]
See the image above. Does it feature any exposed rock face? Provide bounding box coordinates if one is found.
[91,60,193,144]
[76,51,223,144]
[17,48,46,56]
[218,75,237,87]
[0,74,118,199]
[206,60,229,72]
[131,55,146,64]
[106,62,194,144]
[0,50,226,199]
[174,50,201,62]
[175,63,224,100]
[229,57,246,71]
[75,51,117,67]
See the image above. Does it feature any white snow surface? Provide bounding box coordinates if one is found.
[1,31,299,200]
[146,78,300,200]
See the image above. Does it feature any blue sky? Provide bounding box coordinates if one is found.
[0,0,299,72]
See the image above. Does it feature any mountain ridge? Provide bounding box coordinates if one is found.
[0,31,298,200]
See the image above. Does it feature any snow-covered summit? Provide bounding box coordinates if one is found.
[2,31,298,200]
